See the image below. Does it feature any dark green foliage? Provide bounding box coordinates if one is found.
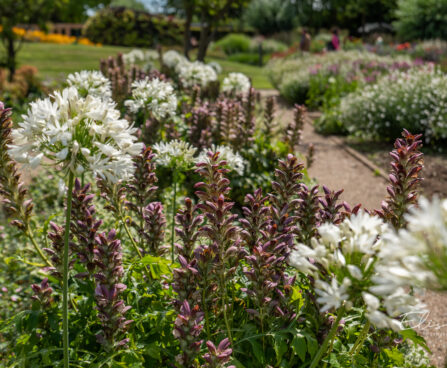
[394,0,447,41]
[83,6,184,47]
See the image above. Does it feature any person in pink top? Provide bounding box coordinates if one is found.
[331,28,340,50]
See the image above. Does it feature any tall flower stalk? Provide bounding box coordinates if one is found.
[7,88,141,368]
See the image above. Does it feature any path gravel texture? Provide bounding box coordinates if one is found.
[262,90,447,367]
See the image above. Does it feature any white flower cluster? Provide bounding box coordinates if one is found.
[222,73,251,94]
[208,61,222,75]
[332,66,446,144]
[176,60,218,88]
[8,87,143,183]
[123,49,158,65]
[124,77,177,120]
[67,70,112,100]
[288,211,425,331]
[196,145,245,175]
[152,139,197,169]
[162,50,187,69]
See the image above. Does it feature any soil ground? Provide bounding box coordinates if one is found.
[262,90,447,367]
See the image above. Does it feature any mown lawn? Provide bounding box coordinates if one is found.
[10,42,273,89]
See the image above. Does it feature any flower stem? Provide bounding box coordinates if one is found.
[26,225,53,268]
[349,320,370,356]
[62,171,74,368]
[309,306,345,368]
[171,170,177,263]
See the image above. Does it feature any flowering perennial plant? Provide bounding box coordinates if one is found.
[196,145,245,176]
[221,72,251,95]
[125,77,178,119]
[8,87,143,183]
[176,61,218,88]
[67,70,112,100]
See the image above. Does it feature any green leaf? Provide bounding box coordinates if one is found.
[248,338,264,364]
[292,334,307,362]
[305,333,318,357]
[273,333,288,365]
[400,329,431,352]
[145,342,161,360]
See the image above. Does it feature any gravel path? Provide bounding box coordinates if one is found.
[263,90,447,367]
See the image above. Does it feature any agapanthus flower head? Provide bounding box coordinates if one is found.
[9,87,142,182]
[67,70,112,100]
[222,73,251,94]
[208,61,222,74]
[8,87,143,183]
[124,77,178,119]
[195,145,245,175]
[176,60,218,88]
[123,49,158,65]
[162,50,187,69]
[152,139,197,170]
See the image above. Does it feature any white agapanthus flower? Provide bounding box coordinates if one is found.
[8,87,142,183]
[315,277,351,312]
[123,49,158,64]
[67,70,112,100]
[124,77,177,119]
[208,61,222,74]
[222,73,251,94]
[162,50,187,69]
[196,145,245,175]
[152,140,197,169]
[176,60,218,87]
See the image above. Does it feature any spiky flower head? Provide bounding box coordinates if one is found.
[8,87,143,183]
[124,77,177,119]
[67,70,112,100]
[222,73,251,94]
[195,145,245,175]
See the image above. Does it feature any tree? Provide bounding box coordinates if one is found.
[0,0,57,81]
[167,0,249,60]
[50,0,111,23]
[109,0,147,12]
[244,0,298,36]
[394,0,447,40]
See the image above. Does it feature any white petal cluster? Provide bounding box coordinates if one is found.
[124,77,177,119]
[367,197,447,331]
[123,49,158,64]
[222,73,251,94]
[8,87,143,183]
[152,139,197,169]
[332,66,447,144]
[176,60,218,88]
[195,145,245,175]
[288,211,426,331]
[67,70,112,100]
[162,50,187,69]
[208,61,222,75]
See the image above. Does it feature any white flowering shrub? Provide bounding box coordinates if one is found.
[153,139,197,169]
[67,70,112,100]
[222,72,251,94]
[324,66,447,144]
[9,87,142,182]
[124,77,177,119]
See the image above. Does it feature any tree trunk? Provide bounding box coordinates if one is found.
[197,19,211,61]
[183,1,194,60]
[6,36,16,82]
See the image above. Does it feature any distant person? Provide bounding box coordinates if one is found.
[300,28,311,52]
[331,28,340,51]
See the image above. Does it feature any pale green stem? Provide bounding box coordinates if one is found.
[170,169,177,263]
[63,171,74,368]
[309,306,345,368]
[25,225,53,268]
[350,320,371,356]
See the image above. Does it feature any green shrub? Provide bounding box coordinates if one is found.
[394,0,447,41]
[320,66,447,145]
[253,38,288,54]
[244,0,297,35]
[213,33,251,55]
[83,6,183,47]
[227,52,270,65]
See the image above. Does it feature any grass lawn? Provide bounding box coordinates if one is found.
[9,42,273,89]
